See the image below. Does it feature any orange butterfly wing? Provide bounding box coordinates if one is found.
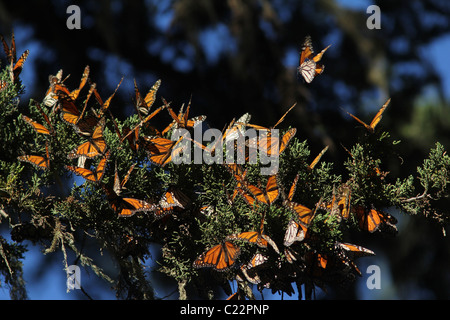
[299,36,314,65]
[193,241,241,271]
[60,98,81,126]
[245,175,279,205]
[346,98,391,133]
[18,142,50,170]
[116,198,155,217]
[307,145,329,171]
[354,206,381,233]
[18,155,50,170]
[369,98,391,131]
[22,115,51,135]
[65,151,110,183]
[12,49,29,81]
[152,186,190,219]
[143,136,183,167]
[68,121,107,159]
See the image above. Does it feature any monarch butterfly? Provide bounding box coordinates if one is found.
[162,97,206,134]
[307,145,329,171]
[121,125,140,152]
[337,186,351,220]
[0,32,17,63]
[297,36,331,83]
[244,103,297,132]
[225,163,248,203]
[141,135,184,167]
[193,241,241,271]
[229,214,280,253]
[22,115,52,136]
[336,242,375,259]
[298,35,331,83]
[43,69,66,108]
[284,247,300,264]
[65,150,110,184]
[353,205,397,233]
[1,32,29,83]
[344,98,391,134]
[92,77,123,119]
[134,79,161,118]
[67,119,107,159]
[239,174,279,207]
[18,141,50,171]
[102,164,155,217]
[335,242,375,275]
[119,104,166,143]
[282,175,316,228]
[111,162,136,196]
[151,186,191,219]
[224,113,251,144]
[240,252,268,284]
[283,219,306,247]
[59,95,100,137]
[256,128,297,157]
[55,65,90,102]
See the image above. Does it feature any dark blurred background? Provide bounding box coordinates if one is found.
[1,0,450,299]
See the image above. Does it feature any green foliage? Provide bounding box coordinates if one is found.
[0,50,449,301]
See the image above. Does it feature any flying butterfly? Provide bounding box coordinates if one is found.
[0,32,29,83]
[193,241,241,271]
[134,79,161,118]
[298,35,331,83]
[18,141,50,171]
[65,150,110,184]
[344,98,391,133]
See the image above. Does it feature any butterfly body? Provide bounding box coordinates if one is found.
[193,241,241,271]
[298,36,331,83]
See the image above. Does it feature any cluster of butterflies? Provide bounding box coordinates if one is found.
[0,32,29,91]
[191,92,396,298]
[15,58,202,218]
[5,32,398,298]
[193,146,397,296]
